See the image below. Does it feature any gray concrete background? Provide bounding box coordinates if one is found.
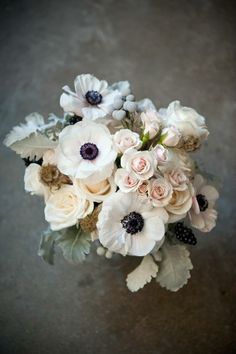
[0,0,236,353]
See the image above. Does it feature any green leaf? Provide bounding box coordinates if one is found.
[57,226,91,264]
[38,229,61,265]
[8,132,57,159]
[156,241,193,292]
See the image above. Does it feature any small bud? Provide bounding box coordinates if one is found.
[161,126,181,147]
[126,94,135,101]
[112,109,126,120]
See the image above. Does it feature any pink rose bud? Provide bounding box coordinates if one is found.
[141,111,162,139]
[161,126,181,147]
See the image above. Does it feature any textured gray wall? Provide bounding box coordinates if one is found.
[0,0,236,353]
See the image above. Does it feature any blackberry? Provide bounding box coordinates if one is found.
[68,115,83,125]
[23,156,43,167]
[174,222,197,245]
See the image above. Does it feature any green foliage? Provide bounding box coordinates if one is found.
[38,226,91,265]
[38,229,60,265]
[57,226,91,265]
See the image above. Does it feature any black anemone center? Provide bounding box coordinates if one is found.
[85,90,102,105]
[196,194,208,212]
[121,211,144,235]
[80,143,99,160]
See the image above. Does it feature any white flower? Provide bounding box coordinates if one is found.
[141,110,162,139]
[148,177,173,207]
[152,144,168,165]
[44,184,93,231]
[161,126,181,147]
[164,169,189,191]
[97,191,168,256]
[165,184,194,222]
[161,101,209,141]
[24,163,45,196]
[113,129,142,154]
[57,120,117,183]
[114,168,141,193]
[60,74,120,120]
[74,177,116,203]
[189,174,219,232]
[24,149,58,197]
[121,148,155,181]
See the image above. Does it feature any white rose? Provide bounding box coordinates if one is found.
[115,168,141,192]
[24,164,45,196]
[164,169,189,191]
[44,185,93,231]
[161,126,181,147]
[162,101,209,141]
[121,149,155,180]
[113,129,142,154]
[148,177,173,207]
[165,184,194,222]
[74,177,117,202]
[141,111,162,139]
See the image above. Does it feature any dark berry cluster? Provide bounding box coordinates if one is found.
[174,222,197,245]
[68,115,83,125]
[23,156,43,167]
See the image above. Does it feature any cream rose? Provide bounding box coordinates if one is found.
[121,148,155,180]
[141,111,162,139]
[114,168,141,193]
[44,185,93,231]
[161,101,209,141]
[75,177,117,202]
[113,129,142,154]
[165,184,194,222]
[148,177,173,207]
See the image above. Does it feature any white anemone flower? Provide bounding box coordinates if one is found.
[189,174,219,232]
[60,74,120,120]
[57,120,117,184]
[98,191,169,257]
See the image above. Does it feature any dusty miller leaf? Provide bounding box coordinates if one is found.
[126,255,158,292]
[3,112,45,147]
[57,226,91,264]
[8,132,57,159]
[156,242,193,292]
[38,229,61,265]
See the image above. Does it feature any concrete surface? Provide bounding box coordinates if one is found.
[0,0,236,353]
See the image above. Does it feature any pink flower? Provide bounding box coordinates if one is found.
[113,129,142,154]
[141,111,162,139]
[189,174,219,232]
[161,126,181,147]
[148,177,173,207]
[115,168,141,193]
[164,169,189,191]
[121,149,155,180]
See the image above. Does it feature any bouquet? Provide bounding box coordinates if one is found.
[4,74,219,292]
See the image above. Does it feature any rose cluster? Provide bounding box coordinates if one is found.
[4,74,219,292]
